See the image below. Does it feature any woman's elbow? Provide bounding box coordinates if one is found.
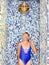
[34,49,39,54]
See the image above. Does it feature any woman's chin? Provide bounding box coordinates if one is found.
[24,39,29,41]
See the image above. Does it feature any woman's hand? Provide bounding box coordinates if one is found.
[34,48,39,54]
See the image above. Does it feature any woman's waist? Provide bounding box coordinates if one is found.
[20,53,31,58]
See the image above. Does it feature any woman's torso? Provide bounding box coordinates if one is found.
[19,41,32,65]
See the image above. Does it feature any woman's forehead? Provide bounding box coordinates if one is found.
[23,33,29,36]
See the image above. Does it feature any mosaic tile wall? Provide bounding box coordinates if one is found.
[46,0,49,65]
[0,0,6,65]
[6,0,40,65]
[0,0,48,65]
[40,0,47,65]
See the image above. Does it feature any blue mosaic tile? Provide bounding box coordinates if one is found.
[5,0,40,65]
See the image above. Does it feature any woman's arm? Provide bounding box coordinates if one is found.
[31,40,38,54]
[17,43,20,64]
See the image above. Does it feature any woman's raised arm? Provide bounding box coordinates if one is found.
[31,40,38,54]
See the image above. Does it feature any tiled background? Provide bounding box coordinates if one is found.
[0,0,48,65]
[46,0,49,65]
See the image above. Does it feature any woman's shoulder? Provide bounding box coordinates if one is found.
[18,41,23,47]
[30,40,34,43]
[29,40,34,43]
[29,40,34,45]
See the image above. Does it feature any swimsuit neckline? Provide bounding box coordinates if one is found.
[21,45,31,53]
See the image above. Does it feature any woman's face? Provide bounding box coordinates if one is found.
[22,33,29,41]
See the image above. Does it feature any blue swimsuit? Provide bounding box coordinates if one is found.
[19,45,31,65]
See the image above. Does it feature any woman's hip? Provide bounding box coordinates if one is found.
[18,58,32,65]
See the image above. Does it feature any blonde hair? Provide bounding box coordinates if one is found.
[23,32,29,36]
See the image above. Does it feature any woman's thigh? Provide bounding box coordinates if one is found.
[18,59,24,65]
[26,59,32,65]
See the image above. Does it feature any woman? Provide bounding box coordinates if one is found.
[17,32,38,65]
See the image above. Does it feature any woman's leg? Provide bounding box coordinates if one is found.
[26,59,32,65]
[18,59,24,65]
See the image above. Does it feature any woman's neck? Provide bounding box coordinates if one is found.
[23,39,29,42]
[23,40,29,45]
